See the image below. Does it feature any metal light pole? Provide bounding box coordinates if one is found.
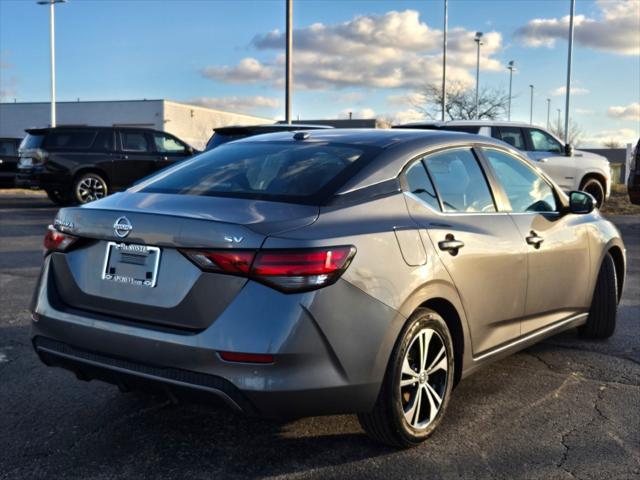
[529,84,534,124]
[285,0,293,124]
[546,98,551,129]
[441,0,448,121]
[507,60,515,121]
[37,0,66,128]
[557,108,562,131]
[564,0,576,145]
[474,32,483,119]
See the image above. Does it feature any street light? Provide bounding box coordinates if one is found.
[564,0,576,145]
[546,98,551,129]
[37,0,66,128]
[557,108,562,132]
[441,0,448,121]
[285,0,292,124]
[507,60,515,121]
[474,32,483,119]
[529,84,534,124]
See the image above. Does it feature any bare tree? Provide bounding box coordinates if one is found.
[602,139,622,149]
[412,81,510,121]
[549,117,583,147]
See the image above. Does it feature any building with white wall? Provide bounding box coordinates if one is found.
[0,99,273,149]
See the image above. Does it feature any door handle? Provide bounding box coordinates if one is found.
[438,235,465,255]
[162,156,168,161]
[526,231,544,248]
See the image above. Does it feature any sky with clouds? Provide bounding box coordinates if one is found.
[0,0,638,146]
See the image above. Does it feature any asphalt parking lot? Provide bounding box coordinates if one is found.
[0,193,638,480]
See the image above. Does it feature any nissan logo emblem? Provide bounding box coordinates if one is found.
[113,216,133,238]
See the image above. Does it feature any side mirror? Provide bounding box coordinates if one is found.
[187,147,194,155]
[564,143,574,157]
[569,191,595,214]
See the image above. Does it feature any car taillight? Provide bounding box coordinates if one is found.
[252,247,356,292]
[180,246,356,293]
[44,225,78,254]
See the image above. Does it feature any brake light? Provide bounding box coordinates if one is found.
[43,225,78,254]
[180,246,356,293]
[252,247,356,292]
[181,250,255,274]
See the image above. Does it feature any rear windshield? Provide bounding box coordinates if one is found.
[19,134,45,150]
[43,130,98,149]
[205,132,248,150]
[140,141,377,204]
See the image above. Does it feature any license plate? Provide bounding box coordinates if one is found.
[19,158,33,168]
[101,242,161,288]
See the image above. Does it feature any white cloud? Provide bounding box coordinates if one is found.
[582,127,639,147]
[607,102,640,121]
[574,108,594,115]
[515,0,640,55]
[200,58,275,84]
[189,96,280,114]
[550,86,590,97]
[202,10,504,90]
[389,109,427,125]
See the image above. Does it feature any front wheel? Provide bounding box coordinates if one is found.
[358,308,455,448]
[581,178,605,209]
[72,172,108,204]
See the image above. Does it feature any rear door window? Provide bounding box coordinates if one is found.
[497,127,526,150]
[92,131,114,151]
[423,148,496,213]
[139,141,375,204]
[121,131,151,152]
[43,130,97,149]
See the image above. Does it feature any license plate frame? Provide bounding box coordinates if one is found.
[101,242,161,288]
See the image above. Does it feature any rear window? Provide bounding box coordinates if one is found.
[0,140,17,156]
[205,132,249,150]
[19,134,45,150]
[43,130,97,149]
[140,141,376,204]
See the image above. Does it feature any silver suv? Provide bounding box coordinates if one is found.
[396,121,611,208]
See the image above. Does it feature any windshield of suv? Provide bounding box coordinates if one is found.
[140,141,377,204]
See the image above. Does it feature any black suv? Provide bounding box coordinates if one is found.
[16,126,196,205]
[204,124,332,151]
[0,137,22,188]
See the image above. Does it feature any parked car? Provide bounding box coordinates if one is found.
[31,129,625,448]
[0,137,22,188]
[628,138,640,205]
[204,124,333,150]
[15,126,196,205]
[395,121,612,208]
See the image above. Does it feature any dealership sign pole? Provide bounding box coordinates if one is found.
[37,0,66,128]
[285,0,293,124]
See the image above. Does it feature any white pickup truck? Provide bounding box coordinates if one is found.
[396,120,611,208]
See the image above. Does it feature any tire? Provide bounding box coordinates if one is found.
[72,172,108,205]
[579,253,617,339]
[580,177,605,209]
[358,308,455,448]
[45,189,71,206]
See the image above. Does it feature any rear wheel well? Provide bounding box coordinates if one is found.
[608,246,625,302]
[419,298,464,386]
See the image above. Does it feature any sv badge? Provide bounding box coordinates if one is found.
[224,235,244,244]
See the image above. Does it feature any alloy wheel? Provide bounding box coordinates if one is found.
[75,175,107,203]
[400,328,448,429]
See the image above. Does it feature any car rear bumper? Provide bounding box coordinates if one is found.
[31,256,398,419]
[15,168,68,191]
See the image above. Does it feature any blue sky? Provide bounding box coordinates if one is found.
[0,0,638,146]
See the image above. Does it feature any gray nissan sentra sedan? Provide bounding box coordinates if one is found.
[31,129,625,447]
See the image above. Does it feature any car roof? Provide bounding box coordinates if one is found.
[213,124,333,134]
[395,120,535,128]
[24,126,167,134]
